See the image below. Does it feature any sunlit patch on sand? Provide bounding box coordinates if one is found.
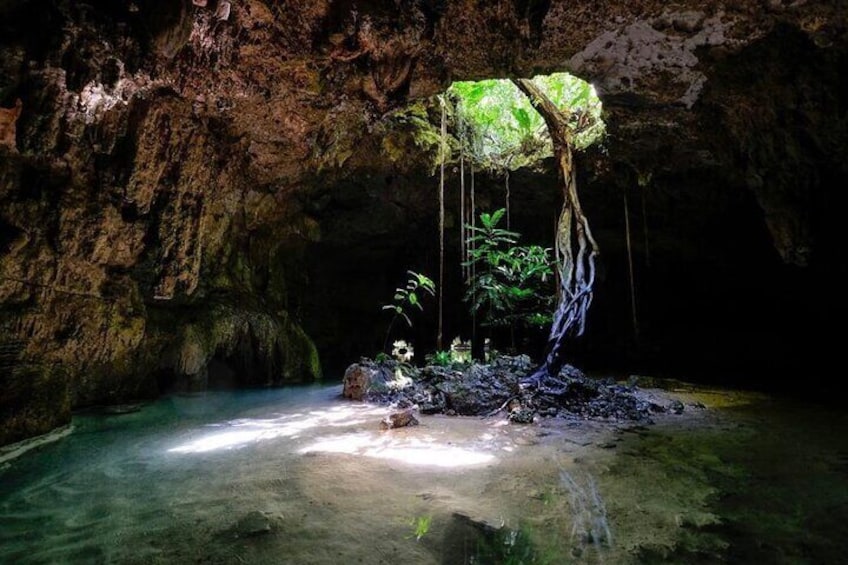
[299,433,496,468]
[168,404,387,454]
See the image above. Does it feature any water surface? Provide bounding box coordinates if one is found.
[1,384,846,563]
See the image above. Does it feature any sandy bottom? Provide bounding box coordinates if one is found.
[1,384,846,564]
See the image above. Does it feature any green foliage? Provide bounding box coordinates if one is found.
[381,100,458,174]
[426,350,453,366]
[375,352,390,363]
[464,209,554,329]
[382,271,436,327]
[409,515,432,541]
[381,271,436,353]
[448,73,605,171]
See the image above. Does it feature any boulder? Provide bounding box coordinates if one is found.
[342,359,410,400]
[380,408,419,430]
[342,363,378,400]
[224,510,275,539]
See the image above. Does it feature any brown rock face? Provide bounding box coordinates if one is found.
[0,98,21,150]
[1,0,846,443]
[343,363,374,401]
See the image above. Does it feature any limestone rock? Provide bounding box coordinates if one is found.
[509,407,536,424]
[226,510,275,539]
[0,98,21,151]
[342,363,375,401]
[380,408,419,430]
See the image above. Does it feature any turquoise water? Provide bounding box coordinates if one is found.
[1,384,847,563]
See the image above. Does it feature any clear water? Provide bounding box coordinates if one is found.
[1,384,846,564]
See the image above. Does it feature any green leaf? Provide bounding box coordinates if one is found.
[512,107,532,132]
[490,208,506,226]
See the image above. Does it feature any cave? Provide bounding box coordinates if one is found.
[1,1,847,562]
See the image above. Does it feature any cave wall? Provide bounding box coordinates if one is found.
[1,0,846,444]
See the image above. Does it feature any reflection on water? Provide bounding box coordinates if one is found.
[559,470,612,554]
[1,384,847,564]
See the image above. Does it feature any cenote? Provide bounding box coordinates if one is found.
[2,385,848,563]
[1,2,847,564]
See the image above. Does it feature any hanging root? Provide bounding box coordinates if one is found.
[485,395,520,418]
[512,78,600,389]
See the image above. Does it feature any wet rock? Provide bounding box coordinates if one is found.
[649,402,666,413]
[493,354,534,375]
[441,363,518,415]
[343,355,676,424]
[342,363,374,400]
[342,360,393,400]
[419,401,444,415]
[226,511,275,539]
[380,408,419,430]
[561,364,588,379]
[509,407,536,424]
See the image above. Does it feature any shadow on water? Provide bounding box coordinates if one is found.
[439,470,613,564]
[441,512,542,565]
[601,394,848,564]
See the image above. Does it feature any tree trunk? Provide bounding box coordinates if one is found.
[512,78,600,387]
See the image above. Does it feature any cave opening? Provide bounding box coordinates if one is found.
[303,72,609,377]
[446,73,605,171]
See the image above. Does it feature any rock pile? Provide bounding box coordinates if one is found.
[343,355,679,424]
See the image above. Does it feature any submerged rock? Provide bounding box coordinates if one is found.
[225,510,276,539]
[508,407,536,424]
[380,408,419,430]
[96,403,145,415]
[443,512,539,565]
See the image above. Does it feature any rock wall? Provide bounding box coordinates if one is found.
[1,0,846,443]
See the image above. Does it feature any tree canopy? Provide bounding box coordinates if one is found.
[448,72,605,170]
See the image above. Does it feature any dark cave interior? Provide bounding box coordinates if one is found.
[1,0,847,443]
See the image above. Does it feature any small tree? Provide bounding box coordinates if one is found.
[464,209,555,345]
[448,73,604,383]
[381,271,436,353]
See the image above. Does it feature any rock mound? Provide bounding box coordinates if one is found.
[343,355,678,423]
